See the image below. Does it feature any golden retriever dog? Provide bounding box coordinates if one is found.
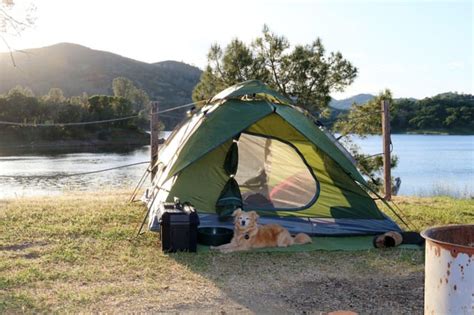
[210,209,312,253]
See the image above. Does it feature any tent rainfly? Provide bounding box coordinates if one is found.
[143,80,402,235]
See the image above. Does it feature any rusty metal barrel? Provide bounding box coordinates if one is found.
[421,224,474,315]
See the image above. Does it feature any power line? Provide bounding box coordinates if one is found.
[0,161,149,179]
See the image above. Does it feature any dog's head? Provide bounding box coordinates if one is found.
[232,209,259,231]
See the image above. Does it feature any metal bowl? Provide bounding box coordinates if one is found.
[197,227,233,246]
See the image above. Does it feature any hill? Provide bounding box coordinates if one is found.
[0,43,202,111]
[329,93,375,110]
[391,92,473,134]
[328,92,473,134]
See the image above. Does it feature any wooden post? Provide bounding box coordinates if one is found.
[150,101,160,181]
[381,99,392,201]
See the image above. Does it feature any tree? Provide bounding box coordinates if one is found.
[112,77,149,113]
[87,95,117,120]
[87,95,135,129]
[69,92,89,108]
[3,86,40,122]
[112,77,135,99]
[390,98,418,131]
[43,88,66,103]
[6,85,34,97]
[193,25,406,190]
[334,90,393,136]
[1,0,36,65]
[193,25,357,112]
[333,90,399,191]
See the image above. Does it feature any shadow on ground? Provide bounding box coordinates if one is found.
[167,248,425,314]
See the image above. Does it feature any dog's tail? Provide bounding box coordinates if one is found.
[293,233,312,245]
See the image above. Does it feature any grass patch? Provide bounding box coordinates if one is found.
[381,196,474,230]
[0,191,472,313]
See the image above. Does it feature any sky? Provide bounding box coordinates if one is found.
[2,0,473,99]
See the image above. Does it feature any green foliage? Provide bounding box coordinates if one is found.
[332,91,473,192]
[6,85,35,97]
[332,92,474,135]
[348,140,399,192]
[334,89,392,137]
[43,88,66,103]
[112,77,150,113]
[334,90,397,191]
[0,82,151,143]
[193,25,357,111]
[392,93,473,133]
[1,43,202,130]
[87,95,135,127]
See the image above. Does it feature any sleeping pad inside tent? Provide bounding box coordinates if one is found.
[143,80,402,236]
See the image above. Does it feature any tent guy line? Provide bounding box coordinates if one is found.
[0,161,149,178]
[0,114,141,127]
[0,100,206,127]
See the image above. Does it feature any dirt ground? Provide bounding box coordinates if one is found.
[120,249,425,315]
[5,192,466,314]
[1,230,426,314]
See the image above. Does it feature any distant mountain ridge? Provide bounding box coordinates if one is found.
[2,43,448,117]
[329,93,375,110]
[0,43,202,110]
[0,43,383,110]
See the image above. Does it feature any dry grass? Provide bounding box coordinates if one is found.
[0,192,472,314]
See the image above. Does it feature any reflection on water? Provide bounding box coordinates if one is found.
[0,144,149,157]
[0,145,151,198]
[0,134,473,199]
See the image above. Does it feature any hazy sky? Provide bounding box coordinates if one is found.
[2,0,473,99]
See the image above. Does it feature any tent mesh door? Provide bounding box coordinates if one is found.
[235,133,318,210]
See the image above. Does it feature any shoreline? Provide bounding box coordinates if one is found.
[0,139,150,149]
[0,131,167,150]
[393,130,473,136]
[1,130,472,150]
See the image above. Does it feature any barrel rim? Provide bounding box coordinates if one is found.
[421,224,474,252]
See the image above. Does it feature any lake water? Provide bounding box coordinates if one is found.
[0,134,472,199]
[351,135,473,198]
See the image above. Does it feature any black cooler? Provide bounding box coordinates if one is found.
[160,202,199,253]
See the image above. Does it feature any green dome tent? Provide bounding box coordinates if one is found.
[144,80,402,235]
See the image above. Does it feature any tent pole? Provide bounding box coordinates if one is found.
[381,99,392,201]
[150,101,160,182]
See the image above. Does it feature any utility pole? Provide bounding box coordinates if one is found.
[381,99,392,201]
[150,101,160,181]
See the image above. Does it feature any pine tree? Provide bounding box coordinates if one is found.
[192,25,357,112]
